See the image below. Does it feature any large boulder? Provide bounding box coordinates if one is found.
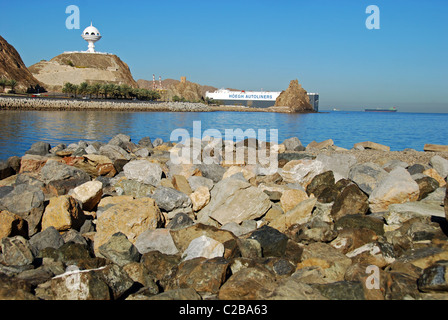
[41,195,85,232]
[69,180,103,211]
[40,160,90,184]
[369,167,419,213]
[348,163,388,195]
[123,160,162,187]
[94,197,165,255]
[199,178,271,225]
[25,141,51,156]
[429,155,448,179]
[0,184,45,236]
[151,187,192,212]
[279,159,324,188]
[330,184,369,221]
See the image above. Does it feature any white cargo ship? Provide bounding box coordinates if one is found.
[205,89,319,111]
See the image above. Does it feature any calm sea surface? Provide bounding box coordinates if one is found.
[0,110,447,160]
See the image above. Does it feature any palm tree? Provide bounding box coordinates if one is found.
[90,83,102,99]
[62,82,73,96]
[78,82,89,97]
[72,84,79,98]
[6,79,17,92]
[100,83,113,99]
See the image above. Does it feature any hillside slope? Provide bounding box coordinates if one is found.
[29,52,137,91]
[0,35,43,91]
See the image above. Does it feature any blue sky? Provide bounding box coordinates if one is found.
[1,0,447,112]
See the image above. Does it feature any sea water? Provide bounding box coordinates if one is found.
[0,110,447,160]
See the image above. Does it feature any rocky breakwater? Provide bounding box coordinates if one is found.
[0,97,212,112]
[0,135,448,300]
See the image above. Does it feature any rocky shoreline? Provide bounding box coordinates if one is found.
[0,134,448,300]
[0,97,295,113]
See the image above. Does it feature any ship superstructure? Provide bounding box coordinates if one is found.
[206,89,319,111]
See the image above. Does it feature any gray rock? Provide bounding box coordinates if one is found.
[418,260,448,292]
[368,167,420,213]
[281,137,304,151]
[99,144,131,161]
[198,163,226,183]
[152,138,163,147]
[407,163,427,175]
[135,228,179,255]
[348,162,388,195]
[98,232,141,267]
[85,144,98,154]
[0,236,35,267]
[385,201,446,226]
[152,186,191,212]
[316,153,357,181]
[138,136,154,149]
[181,235,224,261]
[61,229,88,246]
[123,160,162,187]
[25,141,51,156]
[311,281,365,300]
[108,134,131,147]
[166,212,194,230]
[29,226,65,254]
[187,176,214,191]
[0,183,45,236]
[382,159,408,173]
[0,186,13,199]
[114,179,154,198]
[278,152,314,163]
[40,160,90,184]
[200,178,271,225]
[134,148,149,158]
[247,225,289,258]
[429,155,448,178]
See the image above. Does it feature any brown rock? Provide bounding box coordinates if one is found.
[172,174,192,195]
[279,188,309,212]
[269,197,317,232]
[0,210,27,238]
[423,168,446,187]
[274,79,314,113]
[189,186,210,212]
[170,223,236,255]
[41,195,85,232]
[140,251,181,290]
[218,267,276,300]
[94,197,165,254]
[297,242,352,282]
[424,144,448,152]
[354,141,390,152]
[18,154,48,175]
[70,180,103,211]
[331,184,369,221]
[169,257,230,295]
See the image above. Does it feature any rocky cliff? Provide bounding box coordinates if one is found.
[29,52,137,91]
[274,79,314,113]
[0,35,43,91]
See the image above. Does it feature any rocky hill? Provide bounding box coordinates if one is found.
[0,35,43,92]
[29,52,137,91]
[274,79,314,113]
[137,78,217,102]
